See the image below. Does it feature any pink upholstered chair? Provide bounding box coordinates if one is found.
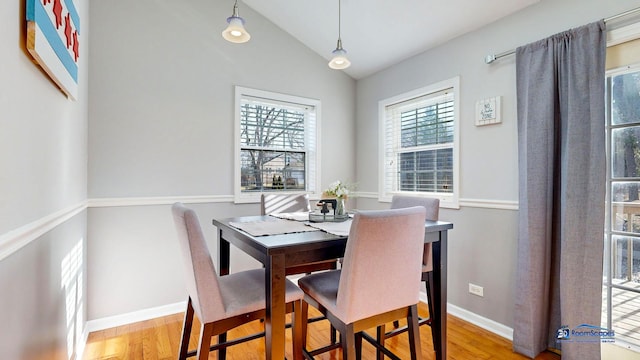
[172,202,304,360]
[389,195,440,354]
[298,207,427,359]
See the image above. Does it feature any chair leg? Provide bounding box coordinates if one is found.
[218,332,227,360]
[407,305,422,360]
[196,323,214,360]
[425,273,435,323]
[178,298,194,360]
[301,300,309,352]
[355,332,363,360]
[292,300,304,360]
[376,325,386,360]
[342,325,357,360]
[331,324,338,344]
[426,271,438,350]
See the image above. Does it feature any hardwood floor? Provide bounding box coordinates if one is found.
[82,302,560,359]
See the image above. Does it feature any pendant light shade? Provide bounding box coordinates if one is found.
[329,39,351,69]
[222,0,250,44]
[329,0,350,70]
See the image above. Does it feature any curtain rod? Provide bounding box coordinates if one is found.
[484,6,640,64]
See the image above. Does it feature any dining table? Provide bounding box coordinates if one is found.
[212,213,453,360]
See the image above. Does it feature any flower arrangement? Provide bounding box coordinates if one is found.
[323,180,351,199]
[322,180,353,217]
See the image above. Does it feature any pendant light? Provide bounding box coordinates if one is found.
[222,0,251,44]
[328,0,350,70]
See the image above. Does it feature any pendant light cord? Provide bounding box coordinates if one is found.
[233,0,239,17]
[338,0,342,41]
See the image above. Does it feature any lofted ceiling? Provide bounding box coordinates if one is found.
[242,0,540,79]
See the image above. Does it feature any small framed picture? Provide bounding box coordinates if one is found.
[475,96,501,126]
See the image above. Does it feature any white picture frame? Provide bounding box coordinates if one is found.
[475,96,501,126]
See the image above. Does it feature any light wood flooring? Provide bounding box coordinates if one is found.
[83,302,560,359]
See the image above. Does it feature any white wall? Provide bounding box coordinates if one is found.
[0,0,89,358]
[354,0,640,331]
[87,0,356,321]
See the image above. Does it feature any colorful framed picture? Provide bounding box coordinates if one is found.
[26,0,80,100]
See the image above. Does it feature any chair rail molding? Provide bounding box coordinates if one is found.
[353,192,518,210]
[458,198,518,210]
[88,195,235,208]
[0,195,237,261]
[0,201,87,262]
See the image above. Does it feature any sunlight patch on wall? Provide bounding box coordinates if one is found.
[61,239,83,360]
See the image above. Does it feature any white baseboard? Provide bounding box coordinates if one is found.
[418,292,514,341]
[447,303,514,340]
[418,292,512,341]
[85,301,187,333]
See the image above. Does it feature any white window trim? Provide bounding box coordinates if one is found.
[378,76,460,208]
[602,21,640,353]
[234,86,322,204]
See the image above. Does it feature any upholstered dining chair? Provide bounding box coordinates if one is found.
[261,193,311,215]
[172,202,304,360]
[261,193,339,276]
[260,193,340,345]
[298,207,427,359]
[387,195,440,356]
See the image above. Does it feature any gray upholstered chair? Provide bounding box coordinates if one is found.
[260,193,338,276]
[298,207,427,359]
[172,202,304,360]
[388,195,440,356]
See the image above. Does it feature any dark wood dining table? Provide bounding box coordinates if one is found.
[212,215,453,360]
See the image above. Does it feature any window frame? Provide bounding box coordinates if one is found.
[234,86,321,203]
[378,76,460,208]
[604,64,640,352]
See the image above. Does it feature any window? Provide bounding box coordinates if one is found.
[379,77,459,207]
[604,66,640,349]
[234,86,320,203]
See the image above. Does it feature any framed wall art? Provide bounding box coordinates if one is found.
[475,96,501,126]
[26,0,80,100]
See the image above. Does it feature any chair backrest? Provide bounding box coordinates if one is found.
[336,207,426,324]
[172,203,225,322]
[260,193,310,215]
[390,195,439,221]
[391,195,439,270]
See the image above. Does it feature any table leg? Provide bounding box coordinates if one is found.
[431,231,448,360]
[265,253,287,360]
[218,230,230,276]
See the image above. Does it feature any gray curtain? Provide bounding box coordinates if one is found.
[513,21,606,359]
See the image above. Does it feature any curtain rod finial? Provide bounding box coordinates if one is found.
[485,54,496,64]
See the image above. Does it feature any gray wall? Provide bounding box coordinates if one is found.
[3,0,640,357]
[87,0,356,320]
[355,0,640,329]
[0,0,89,358]
[0,213,88,359]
